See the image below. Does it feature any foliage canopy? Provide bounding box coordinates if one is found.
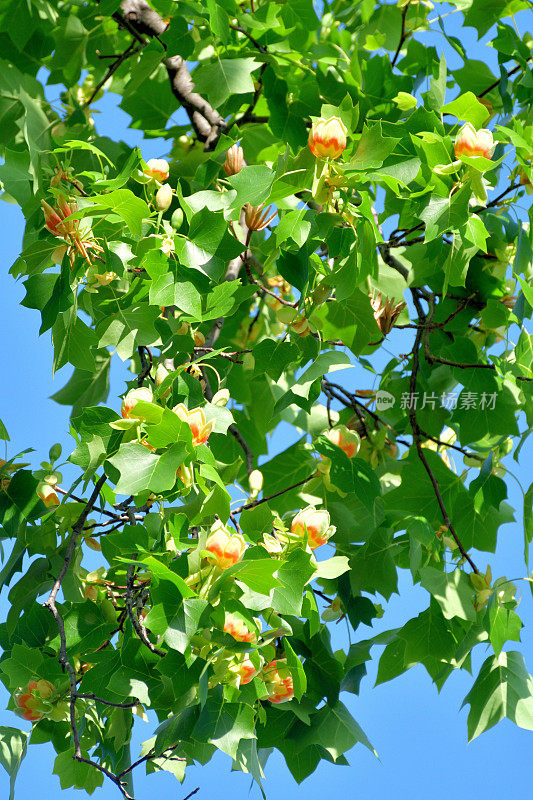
[0,0,533,797]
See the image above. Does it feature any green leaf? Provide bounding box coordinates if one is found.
[312,290,381,355]
[106,442,186,494]
[302,702,376,761]
[441,92,490,128]
[153,597,209,653]
[89,189,150,235]
[0,727,28,800]
[284,639,307,700]
[193,694,256,758]
[227,165,275,207]
[419,567,476,622]
[348,122,400,170]
[488,599,522,655]
[271,549,315,616]
[53,750,104,794]
[313,556,350,580]
[420,184,471,242]
[462,651,533,740]
[193,58,261,107]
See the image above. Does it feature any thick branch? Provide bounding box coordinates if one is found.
[118,1,226,149]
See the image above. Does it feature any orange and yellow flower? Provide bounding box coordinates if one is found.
[144,158,169,182]
[121,386,154,420]
[326,425,360,458]
[173,404,215,445]
[263,659,294,704]
[454,123,494,160]
[291,506,336,550]
[223,612,258,643]
[308,117,347,159]
[206,521,246,569]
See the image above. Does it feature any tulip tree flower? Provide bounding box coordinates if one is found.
[173,403,215,445]
[263,660,294,704]
[230,655,259,686]
[223,612,259,643]
[14,680,68,723]
[454,123,494,160]
[144,158,169,182]
[327,425,360,458]
[291,506,336,549]
[205,521,246,569]
[121,386,154,420]
[37,482,60,507]
[370,292,407,335]
[308,116,347,159]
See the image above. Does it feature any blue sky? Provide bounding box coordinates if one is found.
[1,3,533,798]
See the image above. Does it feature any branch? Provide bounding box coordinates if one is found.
[137,345,153,387]
[478,64,522,97]
[232,474,316,516]
[407,297,479,573]
[391,1,411,68]
[84,40,143,107]
[125,563,166,656]
[117,1,226,149]
[77,694,140,708]
[44,475,136,799]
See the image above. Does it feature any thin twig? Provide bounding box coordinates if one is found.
[125,563,166,656]
[391,1,411,68]
[83,40,142,107]
[407,296,479,573]
[232,474,315,516]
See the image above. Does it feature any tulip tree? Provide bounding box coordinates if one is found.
[1,0,533,796]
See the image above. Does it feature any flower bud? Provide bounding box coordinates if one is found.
[248,469,263,494]
[177,462,194,489]
[321,596,344,622]
[173,404,215,445]
[223,143,244,176]
[155,183,173,211]
[206,520,246,569]
[85,537,102,551]
[326,425,360,458]
[193,330,205,346]
[454,123,494,160]
[121,386,154,420]
[308,116,347,159]
[212,388,230,407]
[263,659,294,704]
[171,207,184,229]
[265,294,283,312]
[155,363,169,387]
[312,283,331,304]
[290,314,309,337]
[144,158,169,182]
[291,506,336,549]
